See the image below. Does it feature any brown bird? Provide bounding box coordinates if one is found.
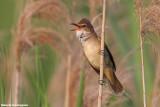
[71,18,123,94]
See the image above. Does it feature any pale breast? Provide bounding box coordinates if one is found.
[83,38,101,69]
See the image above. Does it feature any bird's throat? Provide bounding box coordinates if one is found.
[76,30,92,43]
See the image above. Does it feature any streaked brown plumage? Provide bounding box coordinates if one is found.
[71,18,123,93]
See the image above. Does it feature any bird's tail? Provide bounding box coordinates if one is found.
[104,69,123,94]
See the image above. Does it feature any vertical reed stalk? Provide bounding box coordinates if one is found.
[140,18,146,107]
[64,55,71,107]
[138,1,147,107]
[13,63,20,104]
[10,41,21,105]
[97,0,106,107]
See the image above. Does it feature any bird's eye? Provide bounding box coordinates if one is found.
[81,24,86,27]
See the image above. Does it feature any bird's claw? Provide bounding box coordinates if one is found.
[98,79,106,85]
[99,50,104,56]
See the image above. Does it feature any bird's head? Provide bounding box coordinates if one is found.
[71,18,95,40]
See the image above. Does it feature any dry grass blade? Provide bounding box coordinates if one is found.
[91,13,102,25]
[136,0,147,107]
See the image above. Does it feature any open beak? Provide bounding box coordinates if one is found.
[70,23,80,31]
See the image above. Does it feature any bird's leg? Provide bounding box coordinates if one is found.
[98,49,105,85]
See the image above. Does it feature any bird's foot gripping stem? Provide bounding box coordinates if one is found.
[98,79,106,85]
[99,50,104,56]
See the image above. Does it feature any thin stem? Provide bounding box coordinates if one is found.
[13,64,20,104]
[10,42,21,105]
[64,55,71,107]
[97,0,106,107]
[140,19,146,107]
[138,1,147,107]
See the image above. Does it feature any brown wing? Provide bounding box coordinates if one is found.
[84,44,116,73]
[104,44,116,71]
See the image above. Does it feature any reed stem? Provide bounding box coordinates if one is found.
[64,55,71,107]
[138,0,147,107]
[97,0,106,107]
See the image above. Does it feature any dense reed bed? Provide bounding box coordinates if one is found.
[0,0,159,107]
